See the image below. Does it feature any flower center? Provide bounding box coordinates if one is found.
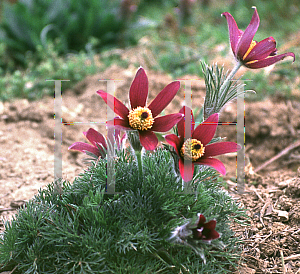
[180,138,205,161]
[243,40,257,60]
[128,107,154,131]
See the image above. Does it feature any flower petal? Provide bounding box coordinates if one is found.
[107,117,133,130]
[195,158,226,175]
[110,117,131,130]
[192,113,218,146]
[177,109,185,138]
[150,113,183,132]
[177,106,195,140]
[139,130,158,150]
[243,37,276,62]
[221,12,243,55]
[192,229,203,240]
[148,81,180,117]
[236,7,260,59]
[178,106,195,138]
[68,142,101,157]
[204,142,240,157]
[85,128,107,150]
[207,229,220,240]
[203,219,217,230]
[164,134,182,156]
[197,214,206,226]
[129,67,148,109]
[203,226,220,240]
[97,90,129,119]
[245,52,295,69]
[179,158,194,182]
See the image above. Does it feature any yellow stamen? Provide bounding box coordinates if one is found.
[243,40,257,60]
[181,138,205,161]
[128,106,154,131]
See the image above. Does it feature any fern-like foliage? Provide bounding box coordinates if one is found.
[0,148,247,273]
[202,62,246,120]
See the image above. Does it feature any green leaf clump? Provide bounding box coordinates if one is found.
[0,41,99,101]
[0,148,247,273]
[0,0,134,68]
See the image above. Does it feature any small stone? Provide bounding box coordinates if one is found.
[280,238,286,244]
[261,228,268,233]
[0,101,4,114]
[10,200,26,208]
[278,179,294,189]
[37,173,49,180]
[277,210,289,221]
[257,223,264,229]
[31,122,39,129]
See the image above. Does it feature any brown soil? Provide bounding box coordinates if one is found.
[1,64,300,273]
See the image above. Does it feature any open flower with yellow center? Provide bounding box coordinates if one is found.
[180,139,205,161]
[165,106,241,182]
[128,106,154,131]
[222,7,295,69]
[97,68,183,150]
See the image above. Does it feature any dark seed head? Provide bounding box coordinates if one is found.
[194,144,201,150]
[141,112,149,119]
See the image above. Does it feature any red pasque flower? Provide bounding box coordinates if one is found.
[191,214,220,241]
[68,128,123,158]
[165,106,240,182]
[97,67,183,151]
[222,7,295,69]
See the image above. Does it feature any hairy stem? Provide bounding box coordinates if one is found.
[135,150,143,179]
[219,61,242,96]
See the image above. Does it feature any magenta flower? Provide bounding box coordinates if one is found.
[68,128,123,158]
[191,214,220,241]
[222,7,295,69]
[97,68,183,151]
[165,106,240,182]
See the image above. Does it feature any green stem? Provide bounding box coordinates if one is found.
[135,150,143,179]
[126,130,143,178]
[127,130,143,152]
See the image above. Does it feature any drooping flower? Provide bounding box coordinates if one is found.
[97,67,183,150]
[222,7,295,69]
[169,213,219,244]
[169,213,220,262]
[68,128,124,158]
[191,214,220,241]
[165,106,240,182]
